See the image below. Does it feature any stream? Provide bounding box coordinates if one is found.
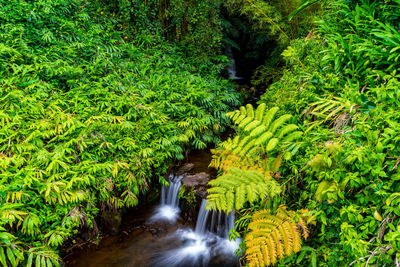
[65,45,247,267]
[65,151,241,267]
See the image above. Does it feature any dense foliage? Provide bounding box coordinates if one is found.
[206,0,400,266]
[3,0,400,266]
[0,0,240,265]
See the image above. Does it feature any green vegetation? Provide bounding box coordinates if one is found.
[0,0,240,265]
[2,0,400,266]
[206,0,400,266]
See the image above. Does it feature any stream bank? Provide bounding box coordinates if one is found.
[63,16,271,264]
[64,150,241,267]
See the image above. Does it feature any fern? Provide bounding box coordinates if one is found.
[209,149,277,177]
[221,104,302,161]
[245,206,312,267]
[207,167,282,212]
[0,0,241,263]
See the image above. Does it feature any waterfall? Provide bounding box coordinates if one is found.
[151,181,240,266]
[195,199,236,239]
[162,174,183,207]
[150,174,183,222]
[226,46,242,80]
[153,198,240,266]
[195,199,210,234]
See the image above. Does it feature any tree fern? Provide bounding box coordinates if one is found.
[207,167,281,212]
[245,206,312,267]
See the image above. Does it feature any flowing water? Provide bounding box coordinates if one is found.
[66,151,240,267]
[226,46,242,81]
[150,174,183,223]
[152,199,241,267]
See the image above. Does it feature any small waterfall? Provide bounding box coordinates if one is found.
[195,199,236,239]
[152,198,241,266]
[226,46,242,80]
[162,174,183,207]
[151,180,240,267]
[150,174,183,222]
[195,199,210,234]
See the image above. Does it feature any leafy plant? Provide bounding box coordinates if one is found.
[207,167,281,212]
[0,0,240,264]
[222,103,302,160]
[245,206,312,267]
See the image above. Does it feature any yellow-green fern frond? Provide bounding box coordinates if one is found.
[207,167,281,212]
[245,206,312,267]
[209,149,272,177]
[224,104,302,159]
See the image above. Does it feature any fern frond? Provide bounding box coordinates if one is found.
[254,131,273,146]
[249,124,268,137]
[244,120,262,133]
[277,124,298,139]
[224,105,301,159]
[245,206,312,267]
[269,114,292,133]
[282,131,302,143]
[262,106,279,129]
[255,103,266,121]
[207,167,281,212]
[246,103,255,118]
[266,138,279,152]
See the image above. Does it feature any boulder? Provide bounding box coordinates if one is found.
[176,163,195,175]
[182,172,210,187]
[195,187,208,199]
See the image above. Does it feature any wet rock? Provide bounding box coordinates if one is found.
[101,209,122,235]
[195,187,208,199]
[176,163,195,175]
[182,172,209,187]
[181,172,209,201]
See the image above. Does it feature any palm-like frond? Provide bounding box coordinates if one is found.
[207,167,281,212]
[245,206,312,267]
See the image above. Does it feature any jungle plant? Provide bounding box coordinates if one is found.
[207,167,282,212]
[207,103,307,264]
[221,103,302,160]
[0,0,240,264]
[256,0,400,265]
[245,206,313,267]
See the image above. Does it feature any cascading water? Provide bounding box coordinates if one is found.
[226,46,242,80]
[195,200,210,234]
[194,199,241,258]
[150,174,183,222]
[153,199,241,267]
[67,153,240,267]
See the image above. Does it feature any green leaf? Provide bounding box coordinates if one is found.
[27,253,34,267]
[0,247,7,267]
[6,247,16,267]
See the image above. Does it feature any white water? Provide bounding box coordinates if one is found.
[226,46,242,80]
[150,176,241,266]
[195,199,210,234]
[194,199,241,257]
[150,174,183,223]
[153,199,241,266]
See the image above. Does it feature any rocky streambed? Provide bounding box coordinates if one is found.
[64,150,239,267]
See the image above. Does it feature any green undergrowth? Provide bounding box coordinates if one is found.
[205,0,400,266]
[0,0,240,265]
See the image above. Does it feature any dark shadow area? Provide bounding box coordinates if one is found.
[221,8,279,83]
